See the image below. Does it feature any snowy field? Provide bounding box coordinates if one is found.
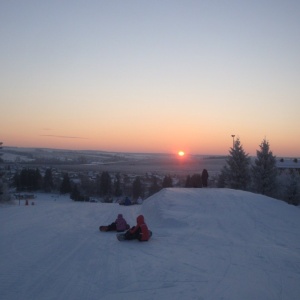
[1,188,300,300]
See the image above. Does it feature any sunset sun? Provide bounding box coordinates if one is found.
[178,151,185,157]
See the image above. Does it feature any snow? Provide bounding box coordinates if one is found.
[1,188,300,300]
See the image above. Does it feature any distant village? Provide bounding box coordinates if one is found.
[0,147,215,203]
[1,146,299,206]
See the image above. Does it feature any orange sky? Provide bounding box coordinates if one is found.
[1,2,300,157]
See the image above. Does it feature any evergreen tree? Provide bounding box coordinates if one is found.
[0,142,10,202]
[43,168,54,192]
[148,175,161,196]
[191,174,202,187]
[78,173,95,196]
[218,138,251,190]
[285,170,300,206]
[0,142,3,198]
[113,173,122,197]
[70,184,81,201]
[132,176,143,200]
[185,174,202,187]
[60,173,71,194]
[97,171,112,196]
[217,170,226,188]
[0,142,3,163]
[162,175,173,188]
[13,173,21,190]
[185,175,192,187]
[18,168,42,191]
[122,174,131,196]
[251,139,277,197]
[34,169,42,190]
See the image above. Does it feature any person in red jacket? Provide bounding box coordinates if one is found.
[124,215,151,241]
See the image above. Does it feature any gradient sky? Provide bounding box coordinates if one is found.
[1,1,299,156]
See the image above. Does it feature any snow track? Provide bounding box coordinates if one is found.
[1,189,300,300]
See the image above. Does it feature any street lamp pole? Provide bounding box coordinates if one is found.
[231,135,235,148]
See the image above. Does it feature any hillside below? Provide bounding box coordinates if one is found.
[1,188,299,300]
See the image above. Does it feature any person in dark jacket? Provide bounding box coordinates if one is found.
[119,197,132,206]
[124,215,151,241]
[202,169,209,187]
[124,197,131,206]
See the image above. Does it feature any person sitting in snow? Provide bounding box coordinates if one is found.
[119,196,132,206]
[124,196,131,206]
[124,215,151,241]
[99,214,130,232]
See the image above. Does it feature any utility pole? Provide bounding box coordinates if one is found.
[231,135,235,148]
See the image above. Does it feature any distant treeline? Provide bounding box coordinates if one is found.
[11,168,210,203]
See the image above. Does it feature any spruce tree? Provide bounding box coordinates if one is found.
[113,173,122,197]
[43,168,54,192]
[251,139,277,197]
[186,174,202,187]
[0,142,10,202]
[185,175,192,187]
[190,174,202,188]
[285,170,300,206]
[60,173,71,194]
[132,176,143,200]
[70,184,81,201]
[219,138,251,190]
[148,175,161,196]
[34,169,42,190]
[100,171,112,196]
[18,168,42,191]
[0,142,3,163]
[0,142,3,198]
[162,175,173,188]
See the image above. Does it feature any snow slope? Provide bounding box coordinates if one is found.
[1,189,300,300]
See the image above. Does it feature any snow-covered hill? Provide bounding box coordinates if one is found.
[1,189,300,300]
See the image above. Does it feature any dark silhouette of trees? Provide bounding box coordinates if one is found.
[78,173,96,196]
[113,173,122,197]
[132,176,143,200]
[43,168,54,192]
[251,138,277,197]
[97,171,112,196]
[191,174,202,187]
[148,175,161,196]
[0,142,4,198]
[284,170,300,206]
[162,175,173,188]
[185,174,202,187]
[14,168,42,191]
[218,138,251,190]
[185,175,192,187]
[60,173,71,194]
[0,142,10,202]
[0,142,3,163]
[70,184,84,201]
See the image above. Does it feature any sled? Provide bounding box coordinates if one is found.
[99,226,109,232]
[116,233,127,241]
[116,230,152,241]
[100,224,130,232]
